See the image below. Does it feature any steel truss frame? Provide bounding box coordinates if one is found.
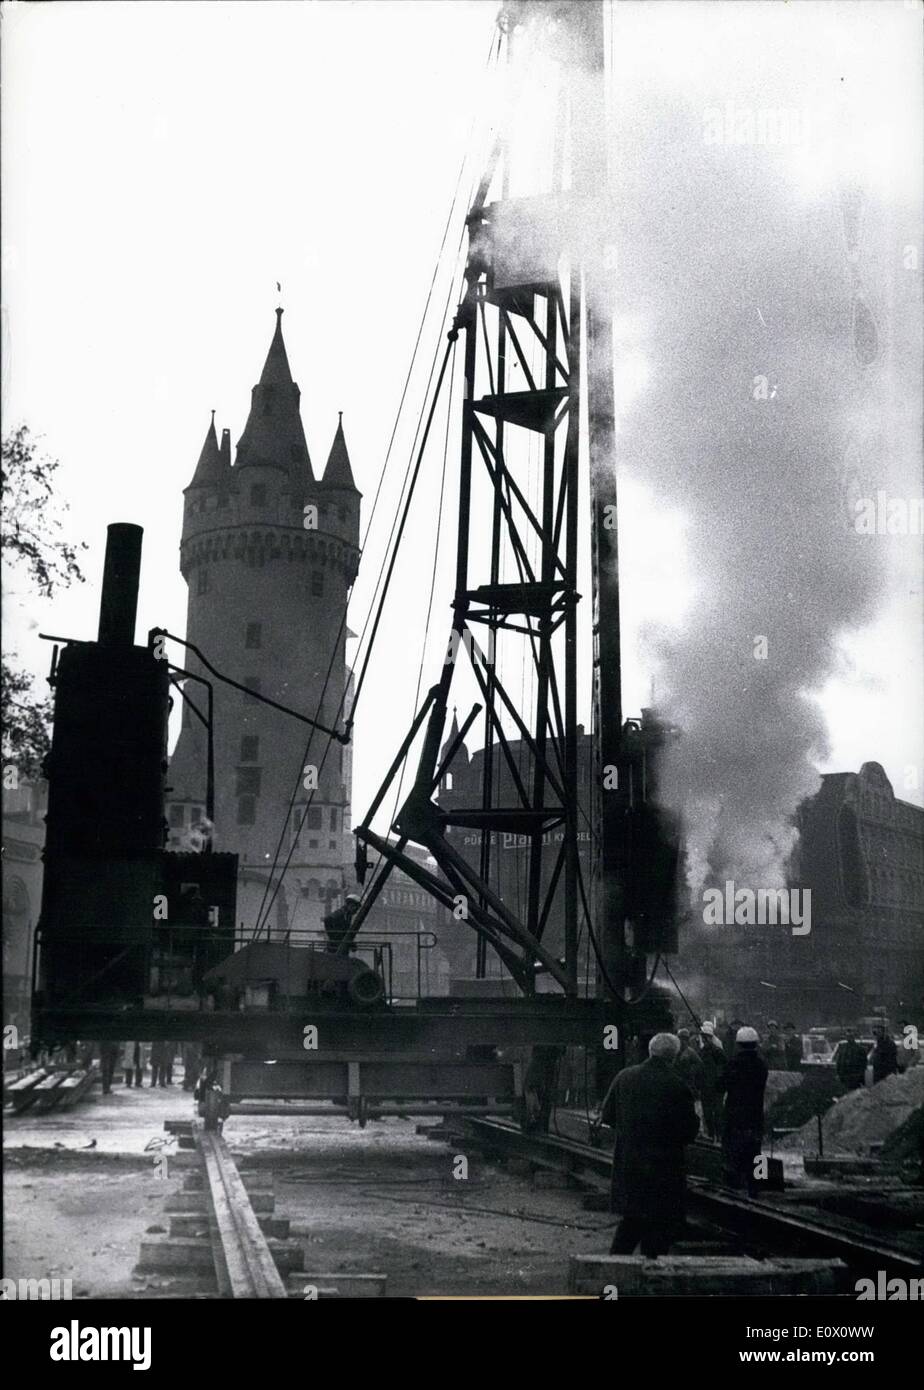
[351,3,619,1002]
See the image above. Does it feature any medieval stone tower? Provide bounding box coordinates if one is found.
[166,309,360,937]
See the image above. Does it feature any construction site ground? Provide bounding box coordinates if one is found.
[3,1080,617,1298]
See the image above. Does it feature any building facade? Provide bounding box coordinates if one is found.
[2,779,47,1061]
[688,762,924,1027]
[167,310,360,938]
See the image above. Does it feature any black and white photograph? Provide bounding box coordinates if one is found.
[2,0,922,1362]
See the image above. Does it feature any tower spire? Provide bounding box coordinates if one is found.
[320,413,360,492]
[235,309,313,482]
[185,412,226,489]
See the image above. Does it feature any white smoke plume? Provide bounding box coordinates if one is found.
[504,3,920,894]
[596,5,918,892]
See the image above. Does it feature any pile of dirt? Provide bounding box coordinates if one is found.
[765,1070,834,1130]
[779,1067,924,1154]
[879,1103,924,1170]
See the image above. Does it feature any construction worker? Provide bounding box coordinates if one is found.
[835,1028,868,1091]
[698,1021,726,1140]
[150,1040,170,1087]
[762,1021,785,1071]
[870,1025,899,1085]
[181,1041,202,1091]
[721,1026,768,1196]
[782,1023,803,1072]
[121,1041,143,1088]
[674,1028,704,1102]
[722,1017,744,1061]
[604,1033,699,1258]
[97,1041,120,1095]
[323,893,361,953]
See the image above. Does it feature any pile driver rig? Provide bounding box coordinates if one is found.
[31,1,682,1128]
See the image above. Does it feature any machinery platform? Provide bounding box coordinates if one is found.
[34,994,617,1052]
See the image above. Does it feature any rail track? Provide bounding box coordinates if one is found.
[192,1121,289,1298]
[147,1120,385,1299]
[451,1117,924,1278]
[138,1112,918,1297]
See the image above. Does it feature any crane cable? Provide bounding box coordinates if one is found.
[387,337,457,834]
[248,32,500,939]
[255,293,462,937]
[253,128,482,937]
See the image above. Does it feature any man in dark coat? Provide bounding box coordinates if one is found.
[783,1023,802,1072]
[721,1026,768,1195]
[674,1029,704,1101]
[762,1022,785,1071]
[835,1028,868,1091]
[150,1039,169,1088]
[870,1026,898,1085]
[722,1018,744,1061]
[698,1021,726,1140]
[603,1033,699,1257]
[97,1041,120,1095]
[323,894,361,953]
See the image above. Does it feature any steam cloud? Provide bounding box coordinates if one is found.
[576,4,921,893]
[488,3,919,902]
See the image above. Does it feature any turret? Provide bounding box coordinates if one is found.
[315,413,361,574]
[182,412,233,554]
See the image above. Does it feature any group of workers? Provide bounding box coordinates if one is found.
[96,1041,201,1094]
[599,1023,771,1258]
[598,1013,916,1260]
[834,1023,908,1089]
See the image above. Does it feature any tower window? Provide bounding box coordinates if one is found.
[330,807,339,832]
[311,571,324,597]
[250,484,267,507]
[329,839,337,850]
[240,735,259,762]
[236,767,262,797]
[237,796,256,826]
[261,386,275,417]
[169,804,185,828]
[243,677,261,704]
[245,621,262,649]
[302,805,322,830]
[197,567,210,595]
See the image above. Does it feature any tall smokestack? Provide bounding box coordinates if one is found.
[97,523,143,645]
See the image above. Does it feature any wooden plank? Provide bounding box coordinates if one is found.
[4,1068,47,1095]
[56,1069,98,1109]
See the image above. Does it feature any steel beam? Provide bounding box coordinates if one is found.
[36,996,614,1049]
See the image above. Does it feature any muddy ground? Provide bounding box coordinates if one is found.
[3,1082,614,1298]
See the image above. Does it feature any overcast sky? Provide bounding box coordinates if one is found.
[3,0,922,826]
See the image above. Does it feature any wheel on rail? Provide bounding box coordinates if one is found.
[201,1084,225,1132]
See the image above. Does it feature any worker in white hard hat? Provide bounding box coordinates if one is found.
[721,1026,768,1195]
